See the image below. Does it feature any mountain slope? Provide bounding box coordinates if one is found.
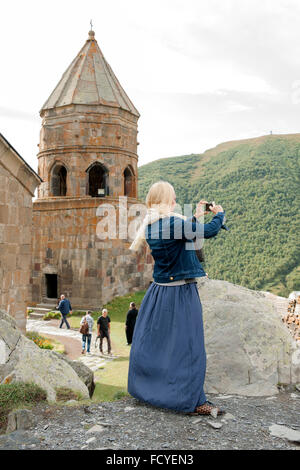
[138,135,300,296]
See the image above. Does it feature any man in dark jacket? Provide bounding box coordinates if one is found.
[58,294,72,329]
[97,309,111,355]
[125,302,138,345]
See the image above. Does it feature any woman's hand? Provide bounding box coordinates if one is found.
[194,200,210,219]
[210,202,224,214]
[194,200,224,218]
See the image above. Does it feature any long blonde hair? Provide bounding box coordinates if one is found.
[145,181,175,214]
[130,181,185,252]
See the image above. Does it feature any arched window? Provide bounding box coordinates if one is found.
[86,163,108,197]
[124,166,135,197]
[51,164,67,196]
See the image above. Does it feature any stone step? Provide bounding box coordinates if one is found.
[36,303,57,309]
[28,312,45,319]
[28,307,56,314]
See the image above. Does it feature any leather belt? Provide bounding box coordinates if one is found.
[155,278,197,286]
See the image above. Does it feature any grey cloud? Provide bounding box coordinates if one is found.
[0,106,38,122]
[136,87,300,163]
[159,0,300,92]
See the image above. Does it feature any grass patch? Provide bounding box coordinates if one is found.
[49,338,65,354]
[55,387,80,402]
[92,383,130,402]
[68,316,85,329]
[92,321,132,402]
[113,390,129,400]
[0,382,47,433]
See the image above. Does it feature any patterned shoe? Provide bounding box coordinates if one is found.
[189,401,225,416]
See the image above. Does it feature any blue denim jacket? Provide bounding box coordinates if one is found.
[145,212,225,283]
[58,299,72,315]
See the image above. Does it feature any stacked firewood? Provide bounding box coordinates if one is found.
[282,296,300,342]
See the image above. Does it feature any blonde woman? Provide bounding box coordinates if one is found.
[128,181,226,415]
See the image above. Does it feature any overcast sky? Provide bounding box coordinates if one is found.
[1,0,300,171]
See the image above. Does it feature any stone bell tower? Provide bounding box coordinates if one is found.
[31,30,153,308]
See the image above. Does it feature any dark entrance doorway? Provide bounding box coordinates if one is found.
[45,274,58,299]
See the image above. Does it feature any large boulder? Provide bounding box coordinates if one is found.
[0,310,89,401]
[53,353,95,397]
[198,278,300,396]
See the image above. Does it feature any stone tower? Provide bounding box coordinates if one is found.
[31,30,153,308]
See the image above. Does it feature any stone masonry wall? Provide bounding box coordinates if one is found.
[32,197,153,308]
[0,165,34,332]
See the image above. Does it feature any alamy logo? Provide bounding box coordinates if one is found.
[95,197,205,250]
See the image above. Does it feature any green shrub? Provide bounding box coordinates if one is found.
[43,311,61,321]
[0,382,47,432]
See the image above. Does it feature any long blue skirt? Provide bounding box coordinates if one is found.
[128,281,207,413]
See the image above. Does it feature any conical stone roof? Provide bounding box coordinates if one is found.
[41,30,139,117]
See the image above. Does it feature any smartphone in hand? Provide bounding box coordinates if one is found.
[205,202,214,211]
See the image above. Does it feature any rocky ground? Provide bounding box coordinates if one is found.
[0,391,300,450]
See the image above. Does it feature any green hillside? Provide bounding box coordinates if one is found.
[138,135,300,297]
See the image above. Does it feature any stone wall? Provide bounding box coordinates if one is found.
[0,135,41,331]
[32,196,153,308]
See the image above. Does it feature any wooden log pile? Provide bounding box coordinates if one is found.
[282,296,300,342]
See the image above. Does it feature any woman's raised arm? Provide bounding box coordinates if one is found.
[173,211,225,241]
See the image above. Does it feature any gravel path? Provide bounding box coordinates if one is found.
[36,332,82,360]
[26,319,116,371]
[1,391,300,450]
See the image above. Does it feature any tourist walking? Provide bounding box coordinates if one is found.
[58,294,72,329]
[125,302,139,345]
[80,311,94,354]
[128,181,226,415]
[97,309,111,355]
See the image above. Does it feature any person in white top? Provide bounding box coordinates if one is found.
[80,311,94,355]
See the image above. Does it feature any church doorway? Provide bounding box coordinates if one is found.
[87,163,108,197]
[45,274,58,299]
